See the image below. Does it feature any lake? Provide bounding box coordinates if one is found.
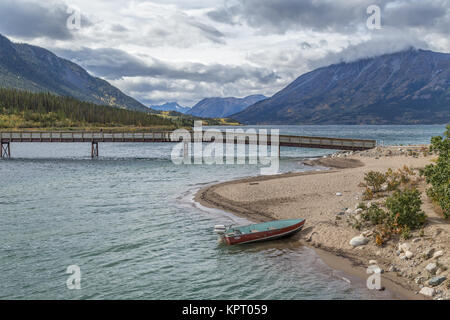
[0,125,445,299]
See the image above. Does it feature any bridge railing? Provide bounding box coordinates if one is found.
[0,131,174,141]
[0,131,376,149]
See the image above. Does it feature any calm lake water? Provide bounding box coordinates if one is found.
[0,125,446,299]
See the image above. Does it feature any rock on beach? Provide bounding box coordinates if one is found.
[350,236,369,247]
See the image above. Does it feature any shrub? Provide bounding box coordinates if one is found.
[364,171,387,193]
[386,188,427,230]
[421,125,450,218]
[362,187,374,200]
[357,202,367,210]
[385,168,401,191]
[401,226,411,239]
[362,203,388,225]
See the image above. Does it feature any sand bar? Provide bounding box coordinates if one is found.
[196,146,450,300]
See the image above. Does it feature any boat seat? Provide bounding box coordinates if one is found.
[251,230,259,233]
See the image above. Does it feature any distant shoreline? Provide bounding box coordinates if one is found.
[195,145,449,300]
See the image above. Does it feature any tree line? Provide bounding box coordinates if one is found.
[0,88,177,128]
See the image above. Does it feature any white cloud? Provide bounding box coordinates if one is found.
[0,0,448,106]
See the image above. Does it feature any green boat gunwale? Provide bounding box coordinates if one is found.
[226,218,305,236]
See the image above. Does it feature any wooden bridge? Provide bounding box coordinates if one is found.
[0,131,376,158]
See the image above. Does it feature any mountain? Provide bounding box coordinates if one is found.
[149,102,191,113]
[0,33,149,112]
[233,49,450,124]
[187,94,267,118]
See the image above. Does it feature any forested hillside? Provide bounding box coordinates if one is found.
[0,88,176,129]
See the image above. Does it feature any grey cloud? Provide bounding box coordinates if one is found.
[56,47,280,85]
[0,0,91,40]
[55,47,148,79]
[308,33,431,69]
[208,0,371,33]
[187,20,226,44]
[207,4,241,24]
[110,24,128,33]
[383,1,449,30]
[300,42,312,49]
[207,0,450,34]
[118,78,274,107]
[128,13,227,48]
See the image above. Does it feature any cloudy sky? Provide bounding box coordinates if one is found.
[1,0,449,106]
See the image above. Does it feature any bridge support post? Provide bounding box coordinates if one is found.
[183,141,189,159]
[1,140,11,158]
[91,141,99,159]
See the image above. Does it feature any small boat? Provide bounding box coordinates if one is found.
[214,218,305,245]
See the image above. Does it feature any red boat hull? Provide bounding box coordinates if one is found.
[224,220,305,245]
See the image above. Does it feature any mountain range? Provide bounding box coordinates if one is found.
[149,102,191,113]
[187,94,267,118]
[1,32,448,125]
[233,49,450,124]
[0,34,149,112]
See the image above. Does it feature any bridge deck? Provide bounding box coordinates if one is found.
[0,131,376,152]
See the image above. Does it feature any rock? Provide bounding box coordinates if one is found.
[426,263,438,275]
[349,236,369,247]
[423,248,435,259]
[415,276,426,285]
[369,260,378,265]
[412,238,421,243]
[355,208,363,214]
[399,254,406,260]
[336,192,342,196]
[428,276,447,287]
[345,208,353,214]
[420,287,435,297]
[405,251,414,259]
[399,243,411,253]
[433,250,444,259]
[336,211,345,216]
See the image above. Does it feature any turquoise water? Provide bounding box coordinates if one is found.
[0,125,445,299]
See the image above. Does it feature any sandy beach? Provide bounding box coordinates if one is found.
[196,146,450,300]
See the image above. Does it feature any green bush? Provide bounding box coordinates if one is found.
[364,171,387,193]
[362,204,388,225]
[421,125,450,218]
[386,188,426,230]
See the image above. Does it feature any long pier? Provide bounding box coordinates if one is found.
[0,131,376,158]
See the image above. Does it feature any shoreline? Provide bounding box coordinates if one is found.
[195,146,449,300]
[191,185,415,300]
[195,171,420,300]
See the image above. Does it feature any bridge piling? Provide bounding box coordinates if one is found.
[183,141,189,158]
[1,140,11,158]
[91,141,99,159]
